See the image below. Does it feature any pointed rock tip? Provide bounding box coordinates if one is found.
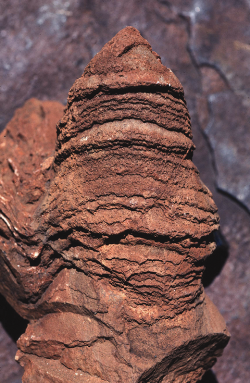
[70,26,184,100]
[83,26,154,77]
[105,26,152,57]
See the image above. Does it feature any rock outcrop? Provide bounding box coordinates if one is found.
[0,27,229,382]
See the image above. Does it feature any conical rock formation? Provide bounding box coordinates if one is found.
[0,27,229,382]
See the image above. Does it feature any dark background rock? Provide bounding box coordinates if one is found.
[0,1,249,382]
[0,294,27,383]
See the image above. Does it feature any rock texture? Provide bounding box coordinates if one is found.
[0,27,229,382]
[190,0,250,212]
[1,2,250,383]
[0,98,64,312]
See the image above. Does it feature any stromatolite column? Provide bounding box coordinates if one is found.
[0,27,229,382]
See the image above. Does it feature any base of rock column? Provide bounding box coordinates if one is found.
[16,293,229,383]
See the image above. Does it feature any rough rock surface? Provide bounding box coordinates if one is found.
[0,27,229,382]
[0,98,64,312]
[1,2,249,382]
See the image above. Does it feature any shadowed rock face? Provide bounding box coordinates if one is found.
[0,27,229,382]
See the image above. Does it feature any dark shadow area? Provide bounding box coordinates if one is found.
[200,369,219,383]
[202,230,229,288]
[0,293,28,342]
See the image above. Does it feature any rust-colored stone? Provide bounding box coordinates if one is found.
[0,98,64,312]
[0,27,229,382]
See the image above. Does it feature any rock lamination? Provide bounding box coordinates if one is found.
[0,27,229,382]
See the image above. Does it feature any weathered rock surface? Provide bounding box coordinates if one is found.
[1,27,229,382]
[0,98,64,313]
[1,2,250,382]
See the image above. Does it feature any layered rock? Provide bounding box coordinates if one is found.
[0,27,229,382]
[0,98,64,311]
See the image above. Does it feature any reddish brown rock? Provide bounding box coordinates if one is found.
[1,27,229,382]
[0,98,64,315]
